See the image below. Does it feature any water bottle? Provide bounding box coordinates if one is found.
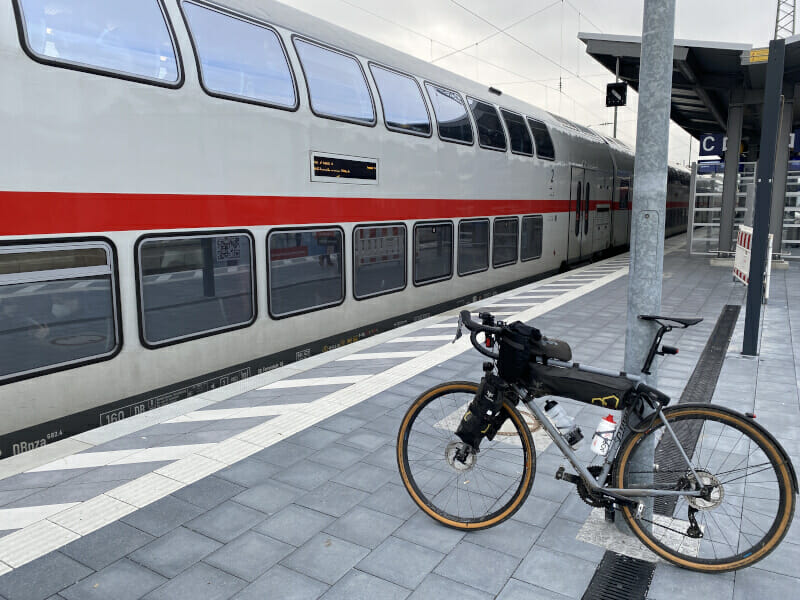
[544,400,583,448]
[591,414,617,455]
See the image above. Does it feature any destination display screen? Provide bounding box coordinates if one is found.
[313,154,377,180]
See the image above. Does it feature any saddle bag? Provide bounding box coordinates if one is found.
[528,361,635,409]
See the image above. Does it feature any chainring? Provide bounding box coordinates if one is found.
[577,465,613,508]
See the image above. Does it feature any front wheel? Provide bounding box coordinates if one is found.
[615,404,796,572]
[396,381,536,530]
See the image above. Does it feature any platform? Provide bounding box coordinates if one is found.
[0,235,797,600]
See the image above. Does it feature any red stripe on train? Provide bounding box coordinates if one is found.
[1,191,568,235]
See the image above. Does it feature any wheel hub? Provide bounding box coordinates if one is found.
[445,441,476,471]
[686,469,724,510]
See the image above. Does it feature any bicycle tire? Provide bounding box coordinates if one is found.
[615,403,795,572]
[396,381,535,530]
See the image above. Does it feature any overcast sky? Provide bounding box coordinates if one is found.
[279,0,779,166]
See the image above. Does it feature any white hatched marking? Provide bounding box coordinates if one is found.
[166,405,307,423]
[0,503,79,531]
[259,375,369,389]
[12,283,46,296]
[28,443,216,472]
[0,521,79,568]
[197,438,261,465]
[155,273,172,282]
[69,280,94,290]
[386,336,454,343]
[155,454,225,484]
[423,323,459,329]
[0,561,10,576]
[336,351,427,361]
[111,444,216,466]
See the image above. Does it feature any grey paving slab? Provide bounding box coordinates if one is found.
[142,562,246,600]
[357,536,444,590]
[323,505,404,549]
[280,533,369,585]
[509,493,561,529]
[309,444,368,470]
[60,559,165,600]
[320,570,410,600]
[249,441,317,468]
[255,504,335,546]
[60,521,153,571]
[0,488,36,507]
[233,480,303,516]
[496,578,572,600]
[361,444,398,470]
[647,563,733,600]
[128,526,221,578]
[272,460,342,491]
[204,530,294,581]
[284,427,344,450]
[215,458,282,488]
[392,511,465,553]
[331,461,395,493]
[295,481,369,517]
[184,500,266,543]
[732,567,799,600]
[358,482,419,519]
[336,430,391,452]
[513,547,597,598]
[0,552,92,600]
[66,462,171,485]
[0,469,91,492]
[464,517,542,558]
[171,475,245,510]
[407,573,492,600]
[433,541,519,595]
[535,517,606,562]
[121,494,205,537]
[232,565,328,600]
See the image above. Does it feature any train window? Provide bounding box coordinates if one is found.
[414,222,453,285]
[527,118,556,161]
[369,64,430,136]
[0,241,120,382]
[15,0,180,85]
[467,98,507,151]
[492,217,518,268]
[353,224,407,299]
[293,38,375,125]
[138,233,255,346]
[182,1,296,109]
[521,215,543,261]
[500,109,533,156]
[268,228,344,317]
[457,219,489,276]
[425,83,473,145]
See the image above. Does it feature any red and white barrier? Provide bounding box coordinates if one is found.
[733,225,773,301]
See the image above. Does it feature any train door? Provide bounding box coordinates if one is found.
[581,176,593,257]
[568,167,586,262]
[592,171,613,252]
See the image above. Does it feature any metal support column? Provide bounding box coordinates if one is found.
[719,92,744,254]
[621,0,675,530]
[743,39,786,356]
[770,93,793,250]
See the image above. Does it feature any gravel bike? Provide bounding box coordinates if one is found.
[396,310,798,572]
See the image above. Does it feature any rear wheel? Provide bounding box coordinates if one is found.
[615,404,795,572]
[396,381,535,530]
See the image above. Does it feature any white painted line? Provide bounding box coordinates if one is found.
[27,444,216,472]
[111,444,216,466]
[69,280,94,290]
[155,454,225,485]
[386,336,456,343]
[105,473,183,508]
[0,503,79,531]
[0,561,10,576]
[258,375,369,389]
[421,323,458,329]
[336,351,428,361]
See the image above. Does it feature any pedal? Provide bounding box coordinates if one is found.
[554,467,580,485]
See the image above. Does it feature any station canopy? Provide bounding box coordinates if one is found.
[579,32,800,140]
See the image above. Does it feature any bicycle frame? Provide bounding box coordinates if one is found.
[514,383,704,504]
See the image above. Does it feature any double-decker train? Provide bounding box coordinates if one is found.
[0,0,689,457]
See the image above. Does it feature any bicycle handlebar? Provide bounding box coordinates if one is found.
[460,310,502,359]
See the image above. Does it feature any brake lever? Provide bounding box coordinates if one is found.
[452,314,463,344]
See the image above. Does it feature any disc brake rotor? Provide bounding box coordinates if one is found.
[686,469,724,510]
[445,441,476,472]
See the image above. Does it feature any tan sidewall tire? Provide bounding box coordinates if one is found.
[396,381,536,530]
[614,405,795,572]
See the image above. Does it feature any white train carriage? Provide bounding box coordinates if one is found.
[0,0,689,456]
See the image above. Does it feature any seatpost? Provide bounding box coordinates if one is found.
[641,323,669,375]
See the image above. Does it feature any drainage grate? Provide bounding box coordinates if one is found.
[654,304,741,515]
[582,551,655,600]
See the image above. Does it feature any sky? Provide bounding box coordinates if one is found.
[277,0,780,166]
